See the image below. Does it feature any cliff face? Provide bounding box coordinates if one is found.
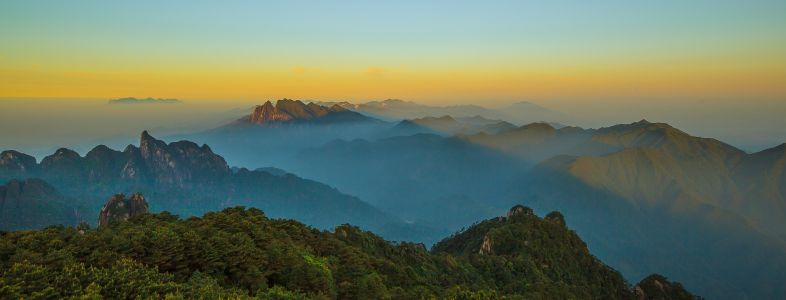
[249,101,293,123]
[138,131,231,188]
[98,193,149,227]
[19,131,232,192]
[0,150,39,182]
[243,99,373,125]
[0,150,38,173]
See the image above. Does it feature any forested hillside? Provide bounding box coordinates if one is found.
[0,205,696,299]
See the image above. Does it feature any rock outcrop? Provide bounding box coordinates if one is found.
[544,211,566,226]
[249,101,294,123]
[98,193,149,227]
[138,130,231,188]
[507,204,533,219]
[243,99,373,125]
[4,131,231,191]
[634,274,699,300]
[478,234,494,255]
[0,150,38,173]
[0,150,39,181]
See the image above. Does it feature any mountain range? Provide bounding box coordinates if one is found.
[316,99,571,125]
[463,119,786,240]
[2,98,784,299]
[0,131,418,238]
[233,99,376,126]
[204,102,782,299]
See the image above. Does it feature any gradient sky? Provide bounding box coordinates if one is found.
[1,0,785,104]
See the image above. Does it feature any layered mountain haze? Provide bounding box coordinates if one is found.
[458,119,786,239]
[288,133,529,233]
[252,117,785,299]
[537,121,786,240]
[185,99,388,168]
[1,98,784,299]
[318,99,571,125]
[0,131,419,239]
[389,115,517,136]
[3,1,784,298]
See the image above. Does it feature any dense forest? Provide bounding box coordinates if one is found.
[0,202,697,299]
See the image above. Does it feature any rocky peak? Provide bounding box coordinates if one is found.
[140,130,168,157]
[329,104,348,112]
[86,145,116,157]
[305,102,330,117]
[98,192,149,227]
[0,150,38,172]
[40,148,83,172]
[275,99,315,119]
[50,148,81,160]
[250,101,293,124]
[507,204,534,219]
[520,122,556,132]
[243,99,374,125]
[545,211,566,226]
[634,274,697,300]
[136,131,231,187]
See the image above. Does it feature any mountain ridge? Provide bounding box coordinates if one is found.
[0,131,413,236]
[238,99,376,126]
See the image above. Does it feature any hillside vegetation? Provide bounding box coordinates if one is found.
[0,205,695,299]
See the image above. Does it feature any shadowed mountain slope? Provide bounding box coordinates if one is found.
[0,179,82,230]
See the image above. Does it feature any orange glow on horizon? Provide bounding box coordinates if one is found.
[1,62,784,104]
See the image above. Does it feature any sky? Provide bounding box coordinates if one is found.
[1,0,785,104]
[1,1,785,153]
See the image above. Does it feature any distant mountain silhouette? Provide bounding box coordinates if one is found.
[108,97,181,104]
[229,99,376,127]
[387,115,518,137]
[287,133,530,234]
[316,99,570,124]
[522,120,786,240]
